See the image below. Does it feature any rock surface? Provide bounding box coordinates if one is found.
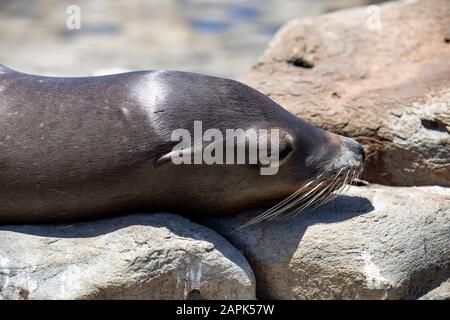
[419,279,450,300]
[203,185,450,299]
[0,213,255,300]
[242,0,450,186]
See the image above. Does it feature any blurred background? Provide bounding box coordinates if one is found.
[0,0,385,79]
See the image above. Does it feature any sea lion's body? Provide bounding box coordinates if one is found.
[0,65,364,224]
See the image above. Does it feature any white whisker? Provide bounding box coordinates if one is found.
[309,170,345,210]
[265,180,327,221]
[238,175,322,229]
[238,164,364,229]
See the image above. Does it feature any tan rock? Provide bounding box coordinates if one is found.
[419,279,450,300]
[242,0,450,186]
[204,185,450,299]
[0,213,256,300]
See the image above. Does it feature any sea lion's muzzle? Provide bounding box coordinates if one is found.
[341,136,365,163]
[328,136,365,173]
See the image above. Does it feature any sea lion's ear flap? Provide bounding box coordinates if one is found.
[153,152,173,169]
[153,148,193,168]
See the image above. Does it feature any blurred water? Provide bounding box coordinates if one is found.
[0,0,383,78]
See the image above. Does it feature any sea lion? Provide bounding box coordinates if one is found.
[0,65,364,224]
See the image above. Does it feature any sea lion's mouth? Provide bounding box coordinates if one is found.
[239,166,363,229]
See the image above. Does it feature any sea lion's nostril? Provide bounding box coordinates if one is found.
[359,145,365,162]
[342,138,365,162]
[352,143,365,162]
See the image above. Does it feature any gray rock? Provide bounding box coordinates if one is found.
[419,279,450,300]
[203,185,450,299]
[242,0,450,186]
[0,213,255,300]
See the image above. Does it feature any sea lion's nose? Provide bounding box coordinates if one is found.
[342,137,365,162]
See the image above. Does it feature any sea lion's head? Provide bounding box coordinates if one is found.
[152,73,364,221]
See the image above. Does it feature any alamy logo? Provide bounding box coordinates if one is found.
[66,5,81,30]
[165,121,281,175]
[366,5,382,31]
